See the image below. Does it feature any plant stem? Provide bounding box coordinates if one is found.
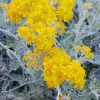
[0,28,18,40]
[0,42,35,79]
[1,79,42,93]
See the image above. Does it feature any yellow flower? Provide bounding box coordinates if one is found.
[23,56,29,61]
[37,51,43,56]
[75,45,94,59]
[62,93,66,97]
[26,62,31,67]
[35,36,46,49]
[84,3,92,9]
[58,97,63,100]
[30,61,35,65]
[25,33,35,45]
[0,4,8,8]
[27,52,34,57]
[34,65,40,70]
[17,26,29,38]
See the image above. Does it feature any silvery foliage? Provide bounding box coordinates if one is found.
[0,0,100,100]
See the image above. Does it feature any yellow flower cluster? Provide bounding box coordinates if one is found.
[17,25,56,46]
[66,60,86,89]
[83,3,92,10]
[75,45,94,59]
[2,0,75,47]
[0,4,8,8]
[6,0,57,23]
[54,0,75,22]
[23,47,86,89]
[42,47,71,88]
[1,0,87,89]
[23,48,43,70]
[42,48,86,89]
